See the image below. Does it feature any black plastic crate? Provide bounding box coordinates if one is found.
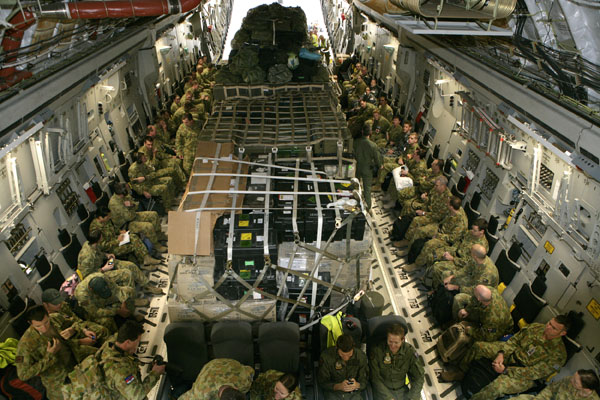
[216,276,279,301]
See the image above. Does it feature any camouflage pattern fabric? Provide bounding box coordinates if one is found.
[451,255,499,316]
[52,303,110,345]
[464,289,512,342]
[250,370,302,400]
[403,187,451,236]
[511,376,600,400]
[406,207,467,245]
[460,323,567,399]
[417,229,488,270]
[369,341,424,400]
[100,339,161,399]
[175,123,201,175]
[74,271,135,332]
[318,346,368,399]
[138,145,185,190]
[16,313,96,400]
[367,116,391,148]
[128,161,174,208]
[179,358,254,400]
[109,194,162,245]
[88,218,149,266]
[377,104,394,123]
[388,125,404,146]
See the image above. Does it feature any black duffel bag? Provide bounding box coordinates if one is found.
[407,238,428,263]
[460,358,499,398]
[428,285,458,326]
[391,215,414,241]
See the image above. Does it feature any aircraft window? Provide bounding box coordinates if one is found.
[538,163,554,191]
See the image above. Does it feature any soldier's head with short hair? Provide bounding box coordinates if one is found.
[431,158,444,174]
[219,387,245,400]
[135,151,146,164]
[147,125,156,136]
[359,99,367,108]
[362,123,372,138]
[173,94,181,104]
[471,218,487,237]
[434,176,448,193]
[449,196,462,212]
[544,314,570,340]
[407,132,418,145]
[116,320,144,355]
[392,115,401,126]
[379,96,387,106]
[113,182,129,196]
[386,323,406,354]
[87,228,102,246]
[274,373,298,400]
[403,121,413,134]
[474,285,492,306]
[336,334,355,361]
[26,305,53,334]
[574,370,599,394]
[183,113,194,127]
[372,109,380,120]
[470,243,487,262]
[143,135,154,150]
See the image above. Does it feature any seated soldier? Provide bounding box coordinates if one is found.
[41,288,109,344]
[377,96,394,122]
[511,369,599,400]
[108,182,167,251]
[377,132,420,191]
[382,147,428,208]
[128,151,175,211]
[318,334,368,400]
[442,243,499,317]
[424,218,489,288]
[15,306,98,400]
[362,86,377,105]
[100,320,166,399]
[397,158,443,218]
[442,315,569,400]
[367,109,391,148]
[170,94,182,115]
[393,176,451,248]
[456,285,512,343]
[139,135,185,191]
[402,196,468,271]
[348,99,376,138]
[74,272,146,332]
[370,323,424,400]
[250,371,302,400]
[179,359,254,400]
[387,116,405,149]
[88,206,161,267]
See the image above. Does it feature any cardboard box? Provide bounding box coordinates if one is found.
[168,141,248,255]
[168,296,277,322]
[174,259,216,302]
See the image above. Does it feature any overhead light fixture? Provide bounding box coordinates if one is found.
[435,79,449,85]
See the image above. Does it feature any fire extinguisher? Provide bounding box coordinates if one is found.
[83,182,97,203]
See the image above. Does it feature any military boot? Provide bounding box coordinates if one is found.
[144,255,162,265]
[154,243,168,253]
[134,298,150,307]
[143,285,163,295]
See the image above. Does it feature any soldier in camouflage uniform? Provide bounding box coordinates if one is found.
[250,370,302,400]
[78,228,162,294]
[170,94,182,115]
[179,358,255,399]
[15,306,97,400]
[397,158,443,215]
[394,176,451,247]
[404,196,467,255]
[424,218,489,288]
[129,151,175,210]
[318,334,368,400]
[108,182,166,251]
[369,323,424,400]
[442,244,499,317]
[367,109,391,148]
[88,207,161,267]
[378,132,421,189]
[100,321,165,399]
[42,288,110,344]
[387,116,405,149]
[75,272,144,332]
[457,285,512,342]
[380,148,428,208]
[175,112,202,176]
[377,96,394,122]
[512,370,600,400]
[139,136,185,191]
[443,316,569,400]
[353,124,383,210]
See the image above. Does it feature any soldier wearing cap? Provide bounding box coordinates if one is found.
[42,288,109,344]
[74,272,147,332]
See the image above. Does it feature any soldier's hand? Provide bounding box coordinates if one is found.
[151,363,166,375]
[82,329,97,344]
[493,352,505,366]
[458,309,468,319]
[443,252,453,261]
[143,191,152,199]
[124,200,132,207]
[117,233,125,242]
[47,338,61,354]
[136,176,146,182]
[60,327,76,340]
[492,359,506,374]
[421,193,428,200]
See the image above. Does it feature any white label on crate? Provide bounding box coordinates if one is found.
[252,291,262,300]
[284,210,291,214]
[287,275,292,281]
[202,158,208,163]
[279,194,294,201]
[257,197,264,202]
[256,235,264,242]
[258,218,263,224]
[223,217,230,225]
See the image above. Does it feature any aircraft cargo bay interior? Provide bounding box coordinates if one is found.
[0,0,599,399]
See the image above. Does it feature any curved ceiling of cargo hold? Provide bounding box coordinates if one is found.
[0,0,206,90]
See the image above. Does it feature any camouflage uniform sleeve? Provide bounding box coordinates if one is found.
[15,334,57,381]
[368,344,395,399]
[505,345,565,381]
[78,247,98,278]
[250,370,276,400]
[128,164,145,194]
[529,378,562,400]
[175,126,185,156]
[406,349,425,400]
[105,358,160,400]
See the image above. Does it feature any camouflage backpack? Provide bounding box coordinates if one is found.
[62,348,114,399]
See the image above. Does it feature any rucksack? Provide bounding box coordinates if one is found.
[62,348,113,400]
[436,321,474,364]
